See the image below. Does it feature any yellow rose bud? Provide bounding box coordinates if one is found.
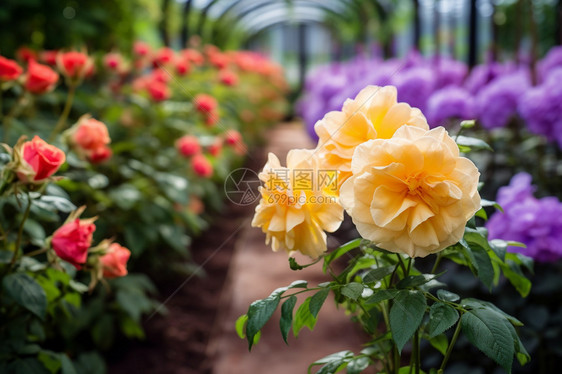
[340,126,481,257]
[252,149,344,259]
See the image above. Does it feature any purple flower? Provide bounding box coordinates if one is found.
[474,71,530,129]
[487,173,562,262]
[435,58,468,89]
[392,66,435,112]
[538,46,562,83]
[425,87,474,128]
[464,62,506,94]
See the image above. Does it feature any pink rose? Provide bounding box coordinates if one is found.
[191,154,213,177]
[0,56,23,81]
[52,218,96,269]
[176,135,201,157]
[100,243,130,278]
[24,60,59,94]
[18,136,65,183]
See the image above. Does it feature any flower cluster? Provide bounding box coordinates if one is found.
[487,173,562,262]
[298,47,562,146]
[254,85,481,258]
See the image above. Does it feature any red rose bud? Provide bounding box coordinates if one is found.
[218,69,238,86]
[57,51,93,81]
[208,138,223,156]
[89,146,112,164]
[52,218,96,269]
[17,136,65,183]
[100,243,130,278]
[133,41,151,57]
[194,94,217,114]
[104,52,122,71]
[175,57,191,76]
[72,116,110,151]
[191,154,213,177]
[16,47,37,63]
[39,50,59,66]
[147,79,170,102]
[150,68,171,83]
[152,47,175,68]
[24,60,59,94]
[176,135,201,157]
[225,129,242,146]
[0,56,23,81]
[182,49,204,66]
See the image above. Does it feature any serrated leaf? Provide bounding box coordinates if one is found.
[246,294,280,350]
[396,273,441,289]
[3,273,47,320]
[309,288,330,318]
[429,334,448,356]
[429,302,459,338]
[462,299,523,326]
[472,246,494,289]
[365,289,400,305]
[437,289,460,303]
[390,290,427,353]
[501,260,531,297]
[323,239,362,272]
[341,282,364,300]
[280,296,297,344]
[293,297,317,337]
[461,308,515,373]
[362,265,395,283]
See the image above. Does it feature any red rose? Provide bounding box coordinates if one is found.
[72,117,110,151]
[57,51,93,80]
[52,218,96,269]
[24,60,59,94]
[176,135,201,157]
[152,47,175,68]
[0,56,23,81]
[104,53,122,71]
[15,47,37,63]
[89,146,112,164]
[193,94,217,114]
[150,68,171,83]
[225,130,242,146]
[133,41,151,57]
[218,69,238,86]
[147,79,170,102]
[39,50,59,66]
[207,138,223,156]
[191,154,213,177]
[182,49,204,66]
[18,136,65,183]
[175,57,191,76]
[100,243,130,278]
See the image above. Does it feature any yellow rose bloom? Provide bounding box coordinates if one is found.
[314,85,429,185]
[251,149,344,258]
[340,126,481,257]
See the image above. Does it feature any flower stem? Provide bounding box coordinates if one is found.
[414,329,420,374]
[397,254,407,275]
[431,253,443,274]
[24,247,48,257]
[10,194,32,269]
[438,319,463,373]
[49,84,76,142]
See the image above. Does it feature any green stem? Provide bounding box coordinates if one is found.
[48,84,76,142]
[438,319,463,373]
[406,257,412,277]
[414,329,420,374]
[24,247,48,257]
[10,194,32,269]
[393,345,400,374]
[431,253,443,274]
[397,254,407,275]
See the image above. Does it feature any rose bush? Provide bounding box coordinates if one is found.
[239,85,532,374]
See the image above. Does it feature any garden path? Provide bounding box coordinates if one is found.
[207,123,365,374]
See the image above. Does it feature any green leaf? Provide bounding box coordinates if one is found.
[7,358,49,374]
[32,196,76,213]
[3,273,47,320]
[309,288,330,318]
[396,273,441,289]
[429,334,448,356]
[323,239,362,272]
[362,265,394,283]
[437,289,460,303]
[341,282,364,301]
[365,289,400,305]
[472,246,494,289]
[461,308,515,373]
[293,297,317,337]
[456,135,493,151]
[390,290,427,353]
[235,314,248,339]
[246,293,281,350]
[429,302,459,338]
[308,351,353,374]
[489,239,507,261]
[346,356,370,374]
[462,299,523,326]
[280,296,297,344]
[481,199,503,213]
[500,260,532,297]
[0,250,13,263]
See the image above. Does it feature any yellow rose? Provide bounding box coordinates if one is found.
[340,126,481,257]
[314,85,429,185]
[251,149,344,258]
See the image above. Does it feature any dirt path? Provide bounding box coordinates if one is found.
[207,123,365,374]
